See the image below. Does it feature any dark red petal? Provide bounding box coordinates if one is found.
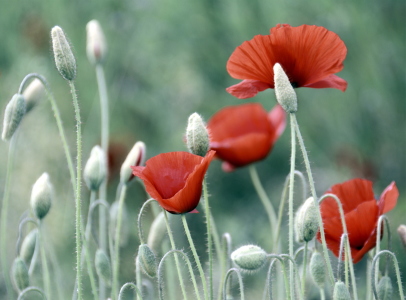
[378,181,398,215]
[304,74,348,92]
[351,229,378,264]
[267,104,286,142]
[226,80,271,99]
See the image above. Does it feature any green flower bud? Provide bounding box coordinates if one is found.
[20,229,38,265]
[377,276,393,300]
[2,94,26,141]
[186,113,210,157]
[11,257,29,292]
[51,26,76,81]
[95,249,112,286]
[147,212,167,253]
[309,251,325,287]
[138,244,157,278]
[333,281,351,300]
[23,78,45,113]
[30,173,53,219]
[295,197,319,243]
[84,145,106,191]
[86,20,107,65]
[231,245,267,272]
[273,63,298,113]
[120,141,146,184]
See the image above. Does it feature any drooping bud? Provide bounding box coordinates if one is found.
[186,113,210,157]
[95,249,112,286]
[333,281,351,300]
[120,141,146,184]
[23,79,45,113]
[377,276,393,300]
[86,20,107,65]
[147,212,167,253]
[20,229,38,265]
[138,244,157,278]
[309,251,325,287]
[295,197,319,243]
[110,201,129,247]
[273,63,298,113]
[397,224,406,250]
[231,245,267,272]
[2,94,26,141]
[51,26,76,81]
[30,173,53,219]
[11,257,29,292]
[84,145,106,191]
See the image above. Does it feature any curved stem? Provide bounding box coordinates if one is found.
[39,221,51,298]
[118,282,143,300]
[137,198,156,244]
[264,255,285,300]
[219,233,232,300]
[203,179,213,300]
[375,215,391,286]
[15,218,39,256]
[280,254,304,300]
[223,268,244,300]
[301,242,308,297]
[17,287,47,300]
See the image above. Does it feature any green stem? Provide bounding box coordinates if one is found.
[137,198,156,244]
[223,268,244,300]
[118,282,143,300]
[218,233,231,300]
[135,256,142,300]
[39,221,52,298]
[17,287,47,300]
[301,242,308,297]
[264,255,285,300]
[181,214,209,300]
[280,254,304,300]
[319,288,325,300]
[374,216,391,285]
[203,179,213,300]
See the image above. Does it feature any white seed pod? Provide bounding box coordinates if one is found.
[2,94,26,142]
[84,145,107,191]
[273,63,298,113]
[147,212,167,253]
[86,20,107,65]
[377,276,393,300]
[51,26,76,81]
[30,173,53,219]
[333,281,351,300]
[11,257,29,292]
[138,244,157,278]
[231,245,267,272]
[295,197,319,243]
[23,79,45,113]
[186,113,210,157]
[20,229,38,265]
[120,141,146,184]
[95,248,112,286]
[309,251,325,287]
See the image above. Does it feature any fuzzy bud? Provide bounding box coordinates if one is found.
[295,197,319,243]
[2,94,26,141]
[95,249,112,286]
[397,224,406,250]
[147,212,167,253]
[11,257,29,292]
[377,276,393,300]
[51,26,76,81]
[20,229,38,265]
[186,113,210,157]
[23,79,45,113]
[309,251,325,287]
[333,281,351,300]
[86,20,107,65]
[231,245,267,272]
[273,63,298,113]
[120,141,146,184]
[110,201,129,247]
[30,173,53,219]
[84,145,107,191]
[138,244,157,278]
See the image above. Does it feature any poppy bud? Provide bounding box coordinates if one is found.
[147,212,167,253]
[120,141,146,184]
[377,276,393,300]
[20,229,38,265]
[397,224,406,250]
[84,145,106,191]
[231,245,267,272]
[30,173,53,219]
[186,113,210,157]
[309,251,325,287]
[51,26,76,81]
[95,248,112,286]
[109,201,129,247]
[333,281,351,300]
[2,94,26,142]
[11,257,29,292]
[138,244,157,278]
[86,20,107,65]
[295,197,319,243]
[273,63,298,113]
[23,79,45,113]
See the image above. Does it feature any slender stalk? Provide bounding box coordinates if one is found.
[137,198,156,244]
[118,282,143,300]
[218,233,232,300]
[301,242,308,297]
[280,254,304,300]
[45,237,64,300]
[203,179,213,300]
[223,268,244,300]
[135,256,142,300]
[17,287,47,300]
[264,255,286,300]
[181,214,209,300]
[366,257,372,300]
[16,218,38,256]
[374,216,391,286]
[319,288,325,300]
[39,221,51,298]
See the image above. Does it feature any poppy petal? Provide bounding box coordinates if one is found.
[351,229,378,264]
[378,181,398,215]
[304,74,348,92]
[226,80,271,99]
[267,104,286,141]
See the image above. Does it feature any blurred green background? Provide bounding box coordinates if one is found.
[0,0,404,298]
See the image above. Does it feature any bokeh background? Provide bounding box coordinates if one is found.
[0,0,404,298]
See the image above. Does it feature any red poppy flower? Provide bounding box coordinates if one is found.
[131,151,215,214]
[207,103,286,172]
[317,178,398,263]
[226,24,347,99]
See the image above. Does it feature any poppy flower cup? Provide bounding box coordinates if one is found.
[132,151,215,214]
[317,178,399,263]
[207,103,286,172]
[226,24,348,99]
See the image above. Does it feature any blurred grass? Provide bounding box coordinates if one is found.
[0,0,405,298]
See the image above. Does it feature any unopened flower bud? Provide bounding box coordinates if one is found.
[51,26,76,81]
[30,173,53,219]
[397,224,406,250]
[12,257,29,292]
[333,281,351,300]
[2,94,26,141]
[138,244,157,278]
[110,201,129,247]
[309,251,325,287]
[273,63,297,113]
[147,212,167,253]
[295,197,319,243]
[186,113,209,157]
[84,145,106,191]
[231,245,267,272]
[23,79,45,113]
[20,229,38,265]
[120,141,146,184]
[377,276,393,300]
[86,20,107,65]
[95,249,112,286]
